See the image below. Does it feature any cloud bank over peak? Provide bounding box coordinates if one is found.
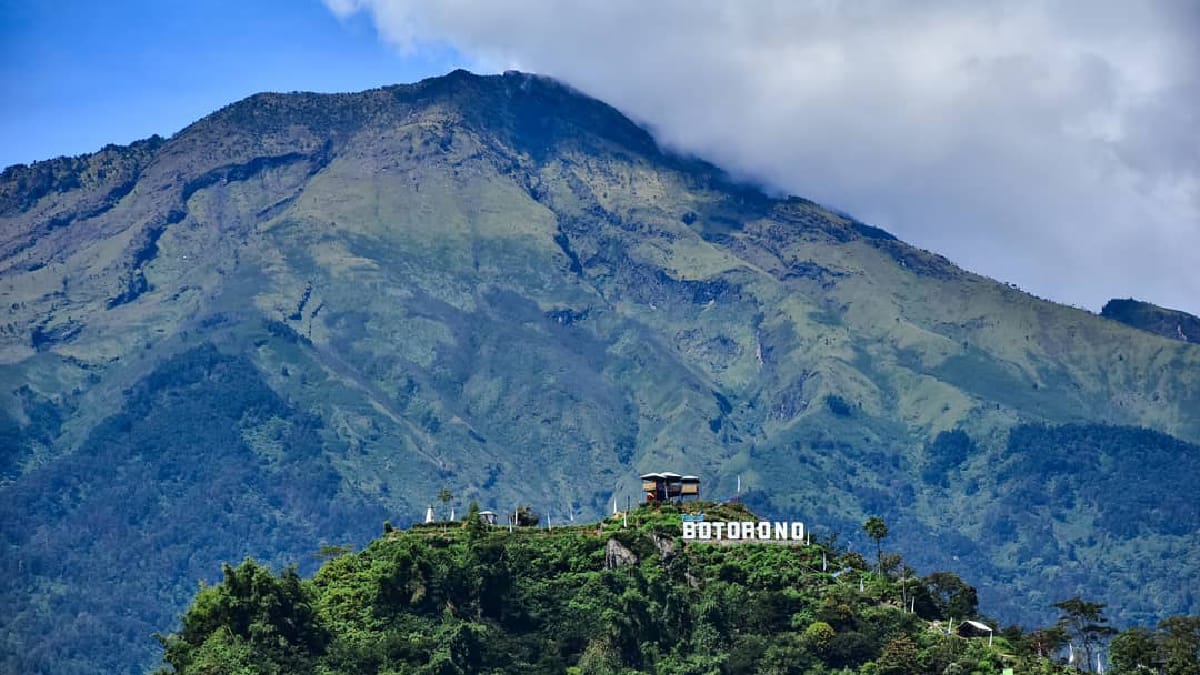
[327,1,1200,315]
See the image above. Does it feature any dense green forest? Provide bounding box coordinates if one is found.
[156,503,1200,674]
[0,344,386,674]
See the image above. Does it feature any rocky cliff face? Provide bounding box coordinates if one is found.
[2,70,1199,673]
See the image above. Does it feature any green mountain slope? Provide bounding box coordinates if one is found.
[1,70,1198,673]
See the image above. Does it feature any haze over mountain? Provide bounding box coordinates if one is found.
[2,70,1199,674]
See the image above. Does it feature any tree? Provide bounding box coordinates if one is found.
[577,635,622,675]
[464,500,485,538]
[801,621,835,652]
[921,572,979,621]
[863,516,889,573]
[437,487,454,518]
[161,559,327,672]
[1158,615,1200,675]
[315,544,354,561]
[437,487,454,533]
[921,430,976,486]
[826,394,854,417]
[510,505,539,527]
[1109,627,1157,674]
[1027,625,1068,659]
[878,635,920,675]
[879,553,903,579]
[1054,596,1117,673]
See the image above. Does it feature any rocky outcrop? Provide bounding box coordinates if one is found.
[605,538,639,569]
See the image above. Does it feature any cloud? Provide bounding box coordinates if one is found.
[328,0,1200,315]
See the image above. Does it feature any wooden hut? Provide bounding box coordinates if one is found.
[641,472,700,502]
[641,473,665,502]
[681,475,701,500]
[956,620,994,646]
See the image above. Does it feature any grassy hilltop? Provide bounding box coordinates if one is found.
[2,70,1199,673]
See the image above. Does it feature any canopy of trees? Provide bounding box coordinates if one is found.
[158,503,1099,675]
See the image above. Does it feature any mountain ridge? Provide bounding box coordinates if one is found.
[1,69,1198,674]
[1102,297,1200,343]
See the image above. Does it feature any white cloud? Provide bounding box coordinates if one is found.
[328,0,1200,315]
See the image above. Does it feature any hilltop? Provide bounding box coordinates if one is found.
[156,503,1058,674]
[2,70,1199,673]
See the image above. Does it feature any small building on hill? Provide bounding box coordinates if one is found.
[956,620,994,645]
[478,511,499,526]
[681,475,700,499]
[641,472,701,502]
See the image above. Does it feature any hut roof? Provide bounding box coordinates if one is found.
[958,620,993,635]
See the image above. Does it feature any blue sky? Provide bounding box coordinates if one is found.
[0,0,467,169]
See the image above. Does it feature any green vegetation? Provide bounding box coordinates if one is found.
[862,516,889,574]
[1101,298,1200,343]
[971,423,1200,627]
[0,344,385,674]
[157,505,1072,675]
[2,70,1199,673]
[1112,617,1200,675]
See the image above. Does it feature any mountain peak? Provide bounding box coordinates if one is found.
[408,69,668,161]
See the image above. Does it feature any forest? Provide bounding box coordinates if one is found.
[156,502,1200,674]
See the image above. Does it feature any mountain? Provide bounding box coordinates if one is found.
[1,69,1198,674]
[1102,298,1200,343]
